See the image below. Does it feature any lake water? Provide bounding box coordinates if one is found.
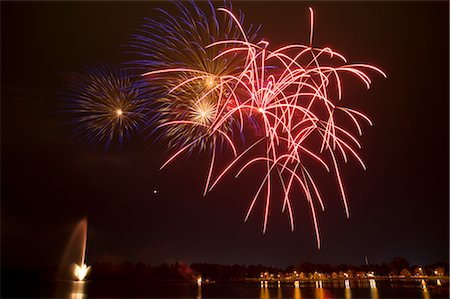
[3,279,449,298]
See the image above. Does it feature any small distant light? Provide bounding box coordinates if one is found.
[116,109,123,116]
[153,190,158,194]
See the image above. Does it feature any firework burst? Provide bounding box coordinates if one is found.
[65,65,147,148]
[129,0,259,153]
[200,8,386,247]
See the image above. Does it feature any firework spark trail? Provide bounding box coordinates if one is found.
[196,7,386,247]
[132,3,385,247]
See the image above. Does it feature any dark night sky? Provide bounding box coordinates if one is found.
[2,1,449,270]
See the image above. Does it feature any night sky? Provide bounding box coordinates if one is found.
[2,1,448,270]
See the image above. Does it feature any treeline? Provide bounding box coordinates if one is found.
[85,257,448,281]
[88,262,282,281]
[3,257,448,282]
[286,257,448,277]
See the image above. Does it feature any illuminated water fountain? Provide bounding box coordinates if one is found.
[58,217,90,281]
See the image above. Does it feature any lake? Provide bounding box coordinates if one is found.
[3,279,449,298]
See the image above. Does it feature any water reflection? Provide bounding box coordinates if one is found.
[357,279,370,288]
[370,285,379,299]
[344,287,351,299]
[293,286,301,299]
[421,279,427,289]
[315,287,324,299]
[344,279,350,289]
[58,278,445,299]
[260,287,269,299]
[315,287,330,299]
[315,280,323,288]
[422,288,431,299]
[276,285,282,299]
[196,284,202,299]
[70,281,86,299]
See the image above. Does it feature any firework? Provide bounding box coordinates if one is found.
[131,3,385,247]
[65,65,148,148]
[65,1,386,248]
[143,6,385,247]
[129,1,259,153]
[200,7,386,247]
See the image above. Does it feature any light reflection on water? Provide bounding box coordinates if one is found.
[370,286,379,299]
[197,284,202,299]
[314,287,325,299]
[256,281,383,299]
[252,279,443,299]
[69,281,86,299]
[345,287,352,299]
[14,278,445,299]
[260,287,269,299]
[370,279,377,289]
[423,288,431,299]
[276,286,282,299]
[345,279,351,289]
[369,279,379,299]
